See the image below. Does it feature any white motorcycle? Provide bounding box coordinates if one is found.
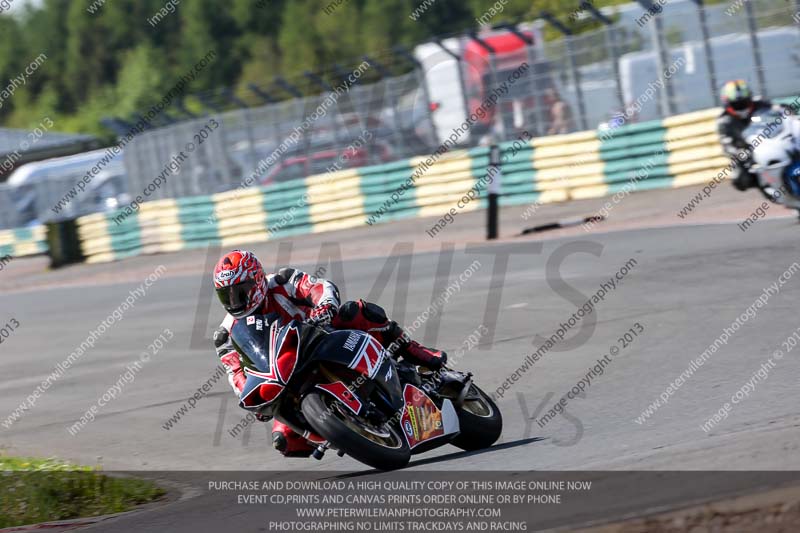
[744,108,800,215]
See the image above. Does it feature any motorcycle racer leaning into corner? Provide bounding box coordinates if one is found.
[717,79,795,197]
[211,249,447,457]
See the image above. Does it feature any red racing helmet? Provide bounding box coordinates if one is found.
[213,250,267,319]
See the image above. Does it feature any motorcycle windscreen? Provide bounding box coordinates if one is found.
[230,314,273,373]
[744,111,786,143]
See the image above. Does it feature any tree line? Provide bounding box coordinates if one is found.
[0,0,628,137]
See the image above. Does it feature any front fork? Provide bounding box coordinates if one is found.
[418,367,473,409]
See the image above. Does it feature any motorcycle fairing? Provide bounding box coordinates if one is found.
[399,384,459,450]
[231,315,301,410]
[315,381,364,415]
[783,160,800,196]
[272,320,300,383]
[348,334,384,378]
[240,378,283,409]
[747,112,800,209]
[308,329,404,410]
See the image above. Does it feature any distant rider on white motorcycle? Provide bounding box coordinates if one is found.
[717,79,794,198]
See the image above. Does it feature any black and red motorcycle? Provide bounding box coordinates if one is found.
[230,313,502,470]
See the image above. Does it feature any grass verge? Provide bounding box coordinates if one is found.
[0,455,165,528]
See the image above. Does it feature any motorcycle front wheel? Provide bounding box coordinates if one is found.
[450,383,503,451]
[301,390,410,470]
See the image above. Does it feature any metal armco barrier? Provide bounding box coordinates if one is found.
[69,103,735,264]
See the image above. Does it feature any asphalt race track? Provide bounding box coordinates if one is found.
[2,210,800,530]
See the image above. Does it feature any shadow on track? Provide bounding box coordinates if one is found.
[332,437,547,478]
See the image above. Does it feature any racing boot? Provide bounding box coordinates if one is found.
[271,420,315,458]
[374,319,448,370]
[396,336,448,371]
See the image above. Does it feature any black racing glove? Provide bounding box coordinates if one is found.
[306,301,337,326]
[213,327,230,356]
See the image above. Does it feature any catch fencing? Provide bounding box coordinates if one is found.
[121,70,438,204]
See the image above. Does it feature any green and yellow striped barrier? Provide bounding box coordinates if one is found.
[72,104,740,263]
[0,225,47,259]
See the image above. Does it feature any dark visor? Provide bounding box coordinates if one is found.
[730,100,750,111]
[216,280,256,315]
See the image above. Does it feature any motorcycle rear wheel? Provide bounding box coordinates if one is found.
[301,390,411,470]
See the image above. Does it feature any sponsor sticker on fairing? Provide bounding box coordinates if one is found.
[399,384,446,448]
[408,406,420,439]
[343,331,360,352]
